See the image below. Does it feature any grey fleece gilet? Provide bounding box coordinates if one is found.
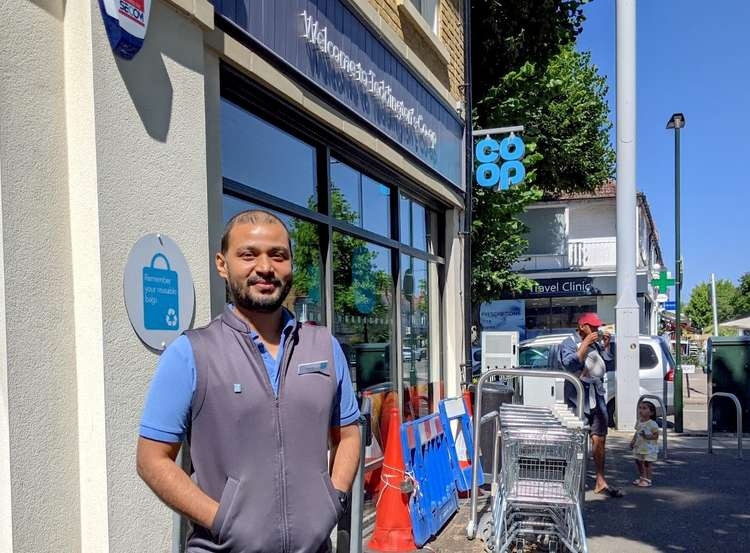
[184,306,342,553]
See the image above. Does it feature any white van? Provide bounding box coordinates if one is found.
[518,333,676,425]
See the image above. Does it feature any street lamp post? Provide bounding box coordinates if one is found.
[667,112,685,432]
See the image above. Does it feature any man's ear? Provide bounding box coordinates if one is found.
[216,252,229,281]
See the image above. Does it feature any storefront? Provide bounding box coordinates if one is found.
[0,0,467,550]
[486,275,654,339]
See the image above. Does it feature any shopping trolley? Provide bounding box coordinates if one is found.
[467,370,589,553]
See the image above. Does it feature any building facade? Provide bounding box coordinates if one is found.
[0,1,468,551]
[482,182,664,339]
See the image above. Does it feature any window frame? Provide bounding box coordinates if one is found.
[220,63,447,414]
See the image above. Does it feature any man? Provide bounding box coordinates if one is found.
[137,210,361,552]
[559,312,623,498]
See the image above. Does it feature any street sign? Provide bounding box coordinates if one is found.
[664,301,677,311]
[651,270,675,294]
[656,294,669,303]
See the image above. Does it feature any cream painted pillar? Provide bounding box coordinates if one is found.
[442,207,465,400]
[1,1,82,552]
[63,0,213,551]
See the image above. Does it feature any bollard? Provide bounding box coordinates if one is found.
[708,392,743,460]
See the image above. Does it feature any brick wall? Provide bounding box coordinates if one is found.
[368,0,465,102]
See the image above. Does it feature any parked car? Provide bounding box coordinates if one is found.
[518,333,676,425]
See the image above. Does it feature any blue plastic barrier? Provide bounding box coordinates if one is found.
[439,396,484,492]
[400,413,459,546]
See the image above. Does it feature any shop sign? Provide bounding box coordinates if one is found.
[480,300,526,338]
[302,11,437,150]
[123,234,195,351]
[527,277,597,298]
[474,134,526,190]
[212,0,464,188]
[98,0,151,59]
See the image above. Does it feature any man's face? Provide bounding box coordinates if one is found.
[578,323,595,339]
[217,221,293,314]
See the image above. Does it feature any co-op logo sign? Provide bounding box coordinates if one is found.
[474,134,526,190]
[98,0,151,59]
[301,10,438,151]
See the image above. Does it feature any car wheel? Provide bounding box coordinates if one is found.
[607,399,616,428]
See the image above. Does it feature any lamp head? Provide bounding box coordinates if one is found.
[666,113,686,129]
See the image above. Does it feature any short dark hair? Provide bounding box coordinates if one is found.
[221,209,292,254]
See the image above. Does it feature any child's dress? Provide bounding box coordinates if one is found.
[633,419,660,462]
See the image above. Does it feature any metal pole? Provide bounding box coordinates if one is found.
[615,0,640,432]
[348,399,370,553]
[711,273,720,335]
[674,126,684,433]
[461,0,474,388]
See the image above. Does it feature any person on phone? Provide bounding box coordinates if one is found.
[559,313,623,498]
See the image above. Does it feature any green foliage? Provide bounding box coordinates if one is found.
[471,43,615,306]
[471,0,588,104]
[731,272,750,318]
[684,279,737,331]
[289,188,392,341]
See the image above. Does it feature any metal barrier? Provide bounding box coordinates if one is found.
[479,410,501,497]
[636,394,668,460]
[466,369,587,540]
[708,392,743,460]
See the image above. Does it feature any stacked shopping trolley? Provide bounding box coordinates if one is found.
[484,403,588,553]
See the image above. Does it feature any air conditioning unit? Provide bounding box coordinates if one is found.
[480,331,519,374]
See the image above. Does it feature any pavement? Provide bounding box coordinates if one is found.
[410,381,750,553]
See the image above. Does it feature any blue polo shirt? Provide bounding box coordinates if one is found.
[140,310,360,443]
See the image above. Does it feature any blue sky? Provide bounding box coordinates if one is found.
[576,0,750,299]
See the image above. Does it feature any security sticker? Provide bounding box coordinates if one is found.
[297,361,329,376]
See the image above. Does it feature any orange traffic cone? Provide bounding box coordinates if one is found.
[367,408,418,552]
[463,388,474,420]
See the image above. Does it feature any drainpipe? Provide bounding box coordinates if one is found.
[462,0,474,387]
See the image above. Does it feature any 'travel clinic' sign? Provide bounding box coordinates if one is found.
[527,277,597,298]
[98,0,152,59]
[124,234,195,351]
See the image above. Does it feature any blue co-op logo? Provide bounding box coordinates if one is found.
[142,253,179,331]
[474,134,526,190]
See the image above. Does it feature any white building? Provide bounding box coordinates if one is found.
[508,181,664,337]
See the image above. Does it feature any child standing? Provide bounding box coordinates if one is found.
[630,401,660,487]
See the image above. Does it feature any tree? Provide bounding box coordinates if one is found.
[731,272,750,318]
[471,0,587,105]
[684,279,737,331]
[471,44,616,307]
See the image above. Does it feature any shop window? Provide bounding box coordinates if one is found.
[223,195,325,324]
[410,0,439,33]
[330,158,391,237]
[221,99,317,210]
[400,194,431,252]
[401,255,434,417]
[519,207,567,256]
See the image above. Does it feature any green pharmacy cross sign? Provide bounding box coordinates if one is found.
[651,271,675,294]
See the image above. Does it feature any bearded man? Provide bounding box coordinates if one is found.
[137,209,361,552]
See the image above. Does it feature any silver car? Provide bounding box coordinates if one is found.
[518,333,676,425]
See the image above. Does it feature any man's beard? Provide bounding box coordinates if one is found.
[229,274,293,314]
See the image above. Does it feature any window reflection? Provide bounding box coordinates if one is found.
[223,195,324,324]
[221,99,317,210]
[399,193,429,252]
[330,158,391,237]
[401,255,431,417]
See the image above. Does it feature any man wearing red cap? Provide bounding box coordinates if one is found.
[559,312,623,497]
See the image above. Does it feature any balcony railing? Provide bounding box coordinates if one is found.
[512,239,618,272]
